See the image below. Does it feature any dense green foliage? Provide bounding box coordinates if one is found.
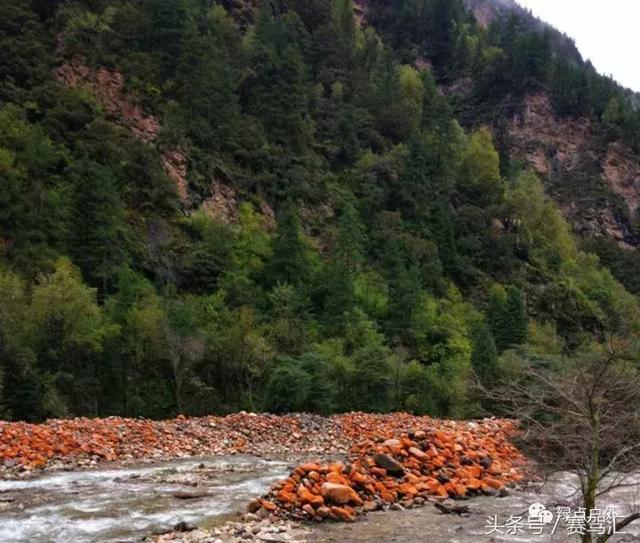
[1,0,640,421]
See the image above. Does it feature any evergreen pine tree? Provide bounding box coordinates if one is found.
[69,160,127,296]
[470,319,499,385]
[488,284,528,352]
[266,203,314,288]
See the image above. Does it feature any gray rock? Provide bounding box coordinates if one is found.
[372,453,405,476]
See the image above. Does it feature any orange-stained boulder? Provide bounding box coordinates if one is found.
[321,482,363,505]
[397,482,419,496]
[330,506,357,522]
[298,486,324,506]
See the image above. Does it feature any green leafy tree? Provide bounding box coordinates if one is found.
[263,356,313,413]
[458,128,504,207]
[30,258,116,415]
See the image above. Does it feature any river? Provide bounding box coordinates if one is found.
[0,455,289,543]
[2,460,640,542]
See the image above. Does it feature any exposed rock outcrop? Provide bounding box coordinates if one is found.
[161,147,189,203]
[603,142,640,214]
[508,93,591,175]
[506,92,639,248]
[201,181,239,224]
[353,0,369,24]
[55,60,159,143]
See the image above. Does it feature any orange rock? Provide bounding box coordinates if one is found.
[408,447,427,460]
[483,477,504,490]
[330,506,356,522]
[350,471,368,485]
[379,490,395,503]
[397,482,418,496]
[431,457,445,469]
[260,500,277,511]
[435,485,449,498]
[326,471,351,486]
[452,484,467,497]
[321,482,362,505]
[298,486,324,507]
[0,412,526,524]
[466,478,482,491]
[299,462,321,473]
[277,490,297,504]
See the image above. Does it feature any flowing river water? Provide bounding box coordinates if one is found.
[1,457,640,543]
[0,455,289,543]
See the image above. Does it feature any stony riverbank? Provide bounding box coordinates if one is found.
[1,413,528,541]
[0,413,520,478]
[0,413,347,477]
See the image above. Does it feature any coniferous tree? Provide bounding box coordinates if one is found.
[69,160,127,295]
[248,6,311,151]
[323,201,366,331]
[266,203,315,288]
[470,319,499,385]
[174,6,241,151]
[488,284,528,352]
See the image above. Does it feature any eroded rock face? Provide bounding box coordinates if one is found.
[353,0,369,24]
[506,92,639,248]
[508,93,592,175]
[55,60,189,201]
[55,60,160,143]
[54,60,276,224]
[603,142,640,214]
[201,181,239,224]
[465,0,499,28]
[161,148,189,203]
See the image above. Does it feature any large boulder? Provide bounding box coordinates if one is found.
[321,482,362,505]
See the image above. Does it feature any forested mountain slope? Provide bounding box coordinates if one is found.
[1,0,640,421]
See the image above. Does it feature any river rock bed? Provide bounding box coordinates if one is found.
[0,413,347,477]
[254,417,524,523]
[0,413,528,542]
[150,519,311,543]
[0,413,519,479]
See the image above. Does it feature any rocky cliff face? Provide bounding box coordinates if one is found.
[55,60,160,142]
[505,92,639,248]
[54,60,250,224]
[603,142,640,215]
[507,93,591,176]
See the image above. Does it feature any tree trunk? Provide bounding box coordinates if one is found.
[583,411,601,543]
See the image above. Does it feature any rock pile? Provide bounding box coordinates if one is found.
[0,413,347,472]
[150,519,310,543]
[0,412,524,502]
[254,417,524,522]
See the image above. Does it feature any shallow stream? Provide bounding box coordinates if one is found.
[0,455,289,543]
